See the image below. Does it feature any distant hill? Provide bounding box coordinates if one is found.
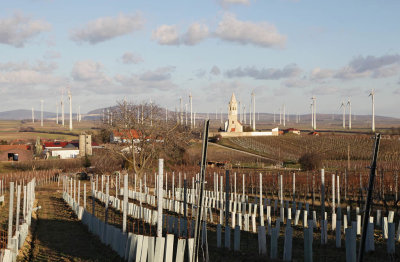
[0,110,57,120]
[0,109,84,121]
[1,108,399,126]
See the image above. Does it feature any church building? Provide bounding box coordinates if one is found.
[227,93,243,132]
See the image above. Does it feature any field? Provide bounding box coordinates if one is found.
[217,134,400,170]
[0,120,98,142]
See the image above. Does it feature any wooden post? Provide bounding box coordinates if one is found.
[7,182,14,248]
[157,159,164,238]
[123,174,128,233]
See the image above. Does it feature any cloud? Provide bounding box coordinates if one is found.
[152,25,180,45]
[225,64,301,80]
[182,23,209,45]
[218,0,251,7]
[71,60,111,86]
[210,65,221,75]
[310,86,361,96]
[115,67,177,92]
[0,60,64,96]
[335,54,400,79]
[283,78,309,88]
[153,23,209,46]
[0,60,57,73]
[152,15,285,49]
[70,13,144,44]
[0,12,51,47]
[310,67,334,80]
[215,13,286,48]
[120,52,143,64]
[139,66,175,81]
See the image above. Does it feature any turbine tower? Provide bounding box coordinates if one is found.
[310,103,313,129]
[340,101,346,129]
[243,105,247,124]
[179,97,183,125]
[311,96,317,130]
[185,103,188,126]
[273,109,276,123]
[32,107,34,123]
[283,104,286,127]
[347,98,351,130]
[68,89,72,131]
[238,101,241,122]
[252,91,255,130]
[189,93,193,129]
[61,89,65,126]
[40,100,44,127]
[369,89,375,132]
[150,98,153,126]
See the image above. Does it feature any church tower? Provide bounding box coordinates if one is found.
[227,93,243,132]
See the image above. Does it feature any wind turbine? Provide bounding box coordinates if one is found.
[310,103,313,129]
[251,91,255,130]
[238,101,241,122]
[273,109,276,123]
[340,101,346,129]
[283,104,286,127]
[179,97,183,125]
[369,89,375,132]
[189,93,193,129]
[68,89,72,131]
[243,105,247,124]
[347,98,351,130]
[150,98,153,126]
[61,88,65,126]
[311,96,317,130]
[77,105,80,122]
[185,103,188,126]
[40,100,44,127]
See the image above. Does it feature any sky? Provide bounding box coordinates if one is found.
[0,0,399,117]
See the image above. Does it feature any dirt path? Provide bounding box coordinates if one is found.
[18,183,122,262]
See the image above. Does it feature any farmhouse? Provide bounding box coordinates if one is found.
[43,135,97,159]
[0,144,32,161]
[110,130,140,143]
[284,128,301,135]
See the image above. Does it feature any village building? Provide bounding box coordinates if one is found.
[0,145,32,161]
[110,130,140,143]
[211,93,279,138]
[283,128,301,135]
[226,93,243,133]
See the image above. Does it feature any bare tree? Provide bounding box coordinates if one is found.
[104,100,192,178]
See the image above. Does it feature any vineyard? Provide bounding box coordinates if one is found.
[220,134,400,169]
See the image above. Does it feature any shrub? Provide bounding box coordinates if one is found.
[299,152,322,171]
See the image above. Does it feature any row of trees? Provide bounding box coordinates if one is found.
[102,101,195,178]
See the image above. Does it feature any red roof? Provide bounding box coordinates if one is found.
[0,145,30,151]
[43,141,69,148]
[112,130,140,139]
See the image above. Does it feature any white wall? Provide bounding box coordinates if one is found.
[51,149,79,159]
